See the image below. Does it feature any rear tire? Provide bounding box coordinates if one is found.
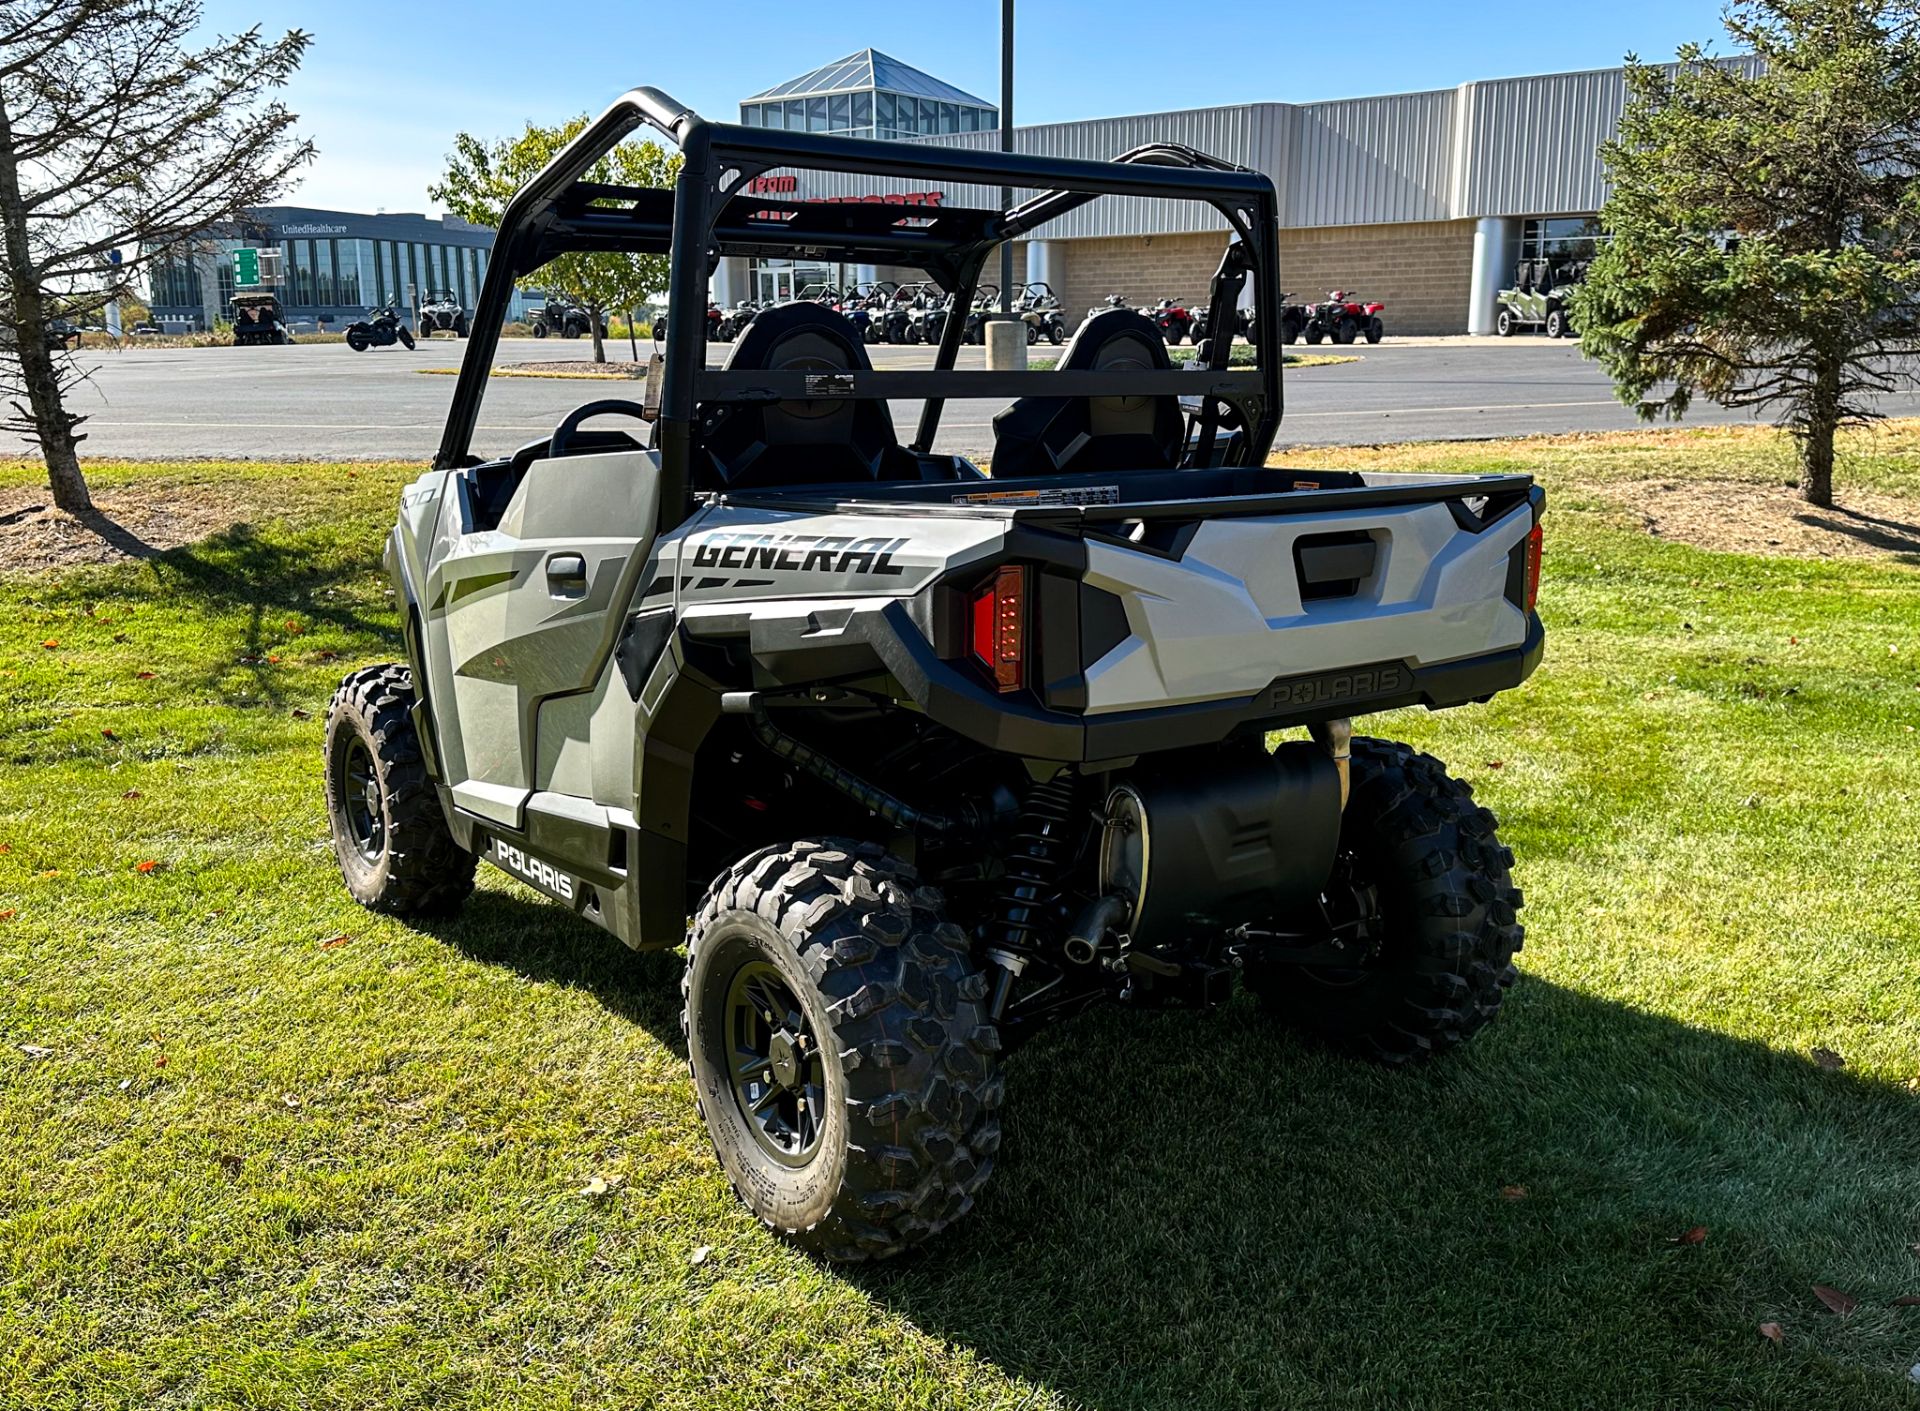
[1047,320,1064,345]
[685,841,1002,1262]
[1243,738,1523,1065]
[323,664,474,916]
[533,321,548,338]
[1365,317,1384,344]
[346,327,369,352]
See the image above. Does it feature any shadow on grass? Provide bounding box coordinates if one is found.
[1793,502,1920,564]
[427,886,1920,1409]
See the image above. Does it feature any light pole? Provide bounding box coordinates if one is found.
[999,0,1013,313]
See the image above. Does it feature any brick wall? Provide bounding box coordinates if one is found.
[1047,232,1227,324]
[875,217,1476,335]
[1278,221,1476,336]
[1028,220,1475,336]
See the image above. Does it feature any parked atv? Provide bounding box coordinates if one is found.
[530,300,604,340]
[879,282,936,344]
[1302,291,1384,345]
[417,290,469,339]
[327,90,1543,1267]
[1150,298,1196,345]
[715,301,760,341]
[1495,259,1583,338]
[959,285,1002,344]
[344,305,413,352]
[1011,282,1067,345]
[231,293,291,346]
[906,290,957,345]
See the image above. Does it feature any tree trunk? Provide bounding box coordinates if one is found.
[0,90,89,512]
[1799,350,1842,509]
[588,301,606,364]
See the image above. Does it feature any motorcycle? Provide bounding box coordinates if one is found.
[1012,281,1067,346]
[1302,290,1385,346]
[1150,298,1196,345]
[345,305,414,352]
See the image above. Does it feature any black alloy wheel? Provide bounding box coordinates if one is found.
[724,961,827,1165]
[335,734,384,865]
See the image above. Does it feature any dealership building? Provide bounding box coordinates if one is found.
[146,206,534,331]
[152,51,1725,337]
[715,50,1748,335]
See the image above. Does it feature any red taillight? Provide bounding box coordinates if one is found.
[969,564,1027,693]
[1524,522,1543,612]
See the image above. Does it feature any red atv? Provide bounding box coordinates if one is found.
[1150,298,1196,345]
[1302,291,1385,345]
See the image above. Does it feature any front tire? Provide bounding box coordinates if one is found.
[1365,316,1384,344]
[684,840,1002,1262]
[1496,308,1517,337]
[1243,738,1523,1065]
[323,664,474,915]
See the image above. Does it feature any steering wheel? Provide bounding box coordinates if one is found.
[548,399,650,458]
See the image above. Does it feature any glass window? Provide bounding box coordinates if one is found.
[853,92,871,130]
[939,103,957,134]
[876,91,896,133]
[785,99,803,130]
[742,103,761,127]
[917,99,935,133]
[762,102,782,130]
[315,239,337,305]
[829,94,850,131]
[982,108,997,129]
[806,96,827,131]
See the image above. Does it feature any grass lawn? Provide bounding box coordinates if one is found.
[2,427,1919,1409]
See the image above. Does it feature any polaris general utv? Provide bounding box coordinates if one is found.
[324,88,1545,1262]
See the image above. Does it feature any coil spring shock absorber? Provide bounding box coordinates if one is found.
[984,771,1079,1017]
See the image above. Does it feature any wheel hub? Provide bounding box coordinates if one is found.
[724,961,825,1166]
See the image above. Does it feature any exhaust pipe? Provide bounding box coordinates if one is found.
[1063,893,1131,965]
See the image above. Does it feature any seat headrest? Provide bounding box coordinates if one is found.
[724,300,872,376]
[1058,307,1173,374]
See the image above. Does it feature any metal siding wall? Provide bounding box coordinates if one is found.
[788,106,1284,240]
[755,58,1771,237]
[1286,89,1456,227]
[1458,69,1624,216]
[1456,59,1763,217]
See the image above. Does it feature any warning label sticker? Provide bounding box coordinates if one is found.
[952,485,1122,507]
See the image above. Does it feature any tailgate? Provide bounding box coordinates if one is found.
[1072,476,1540,716]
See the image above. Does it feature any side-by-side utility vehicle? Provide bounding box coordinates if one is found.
[324,87,1545,1262]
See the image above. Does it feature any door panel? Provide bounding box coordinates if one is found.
[425,449,660,816]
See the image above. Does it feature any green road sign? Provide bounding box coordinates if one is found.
[233,248,260,287]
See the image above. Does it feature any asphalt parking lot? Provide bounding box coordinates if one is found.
[45,334,1920,463]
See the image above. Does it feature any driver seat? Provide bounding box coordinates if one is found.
[696,301,915,490]
[989,308,1185,478]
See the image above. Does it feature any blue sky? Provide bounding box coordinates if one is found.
[202,0,1736,214]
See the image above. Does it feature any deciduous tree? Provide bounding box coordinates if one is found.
[430,120,679,365]
[1577,0,1920,507]
[0,1,314,513]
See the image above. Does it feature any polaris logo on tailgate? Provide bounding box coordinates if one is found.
[488,839,575,900]
[1262,662,1410,710]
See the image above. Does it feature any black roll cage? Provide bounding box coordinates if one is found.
[434,86,1286,529]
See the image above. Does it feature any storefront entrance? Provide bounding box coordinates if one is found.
[750,259,840,303]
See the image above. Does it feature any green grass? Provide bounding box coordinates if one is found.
[3,427,1920,1409]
